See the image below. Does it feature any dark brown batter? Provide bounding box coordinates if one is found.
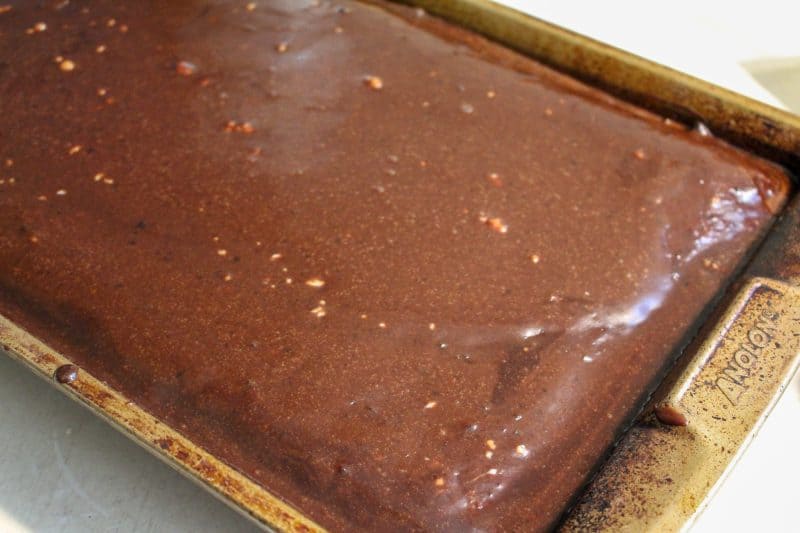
[0,1,791,531]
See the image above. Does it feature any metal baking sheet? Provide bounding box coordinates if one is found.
[1,1,799,531]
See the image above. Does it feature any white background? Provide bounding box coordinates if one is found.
[1,1,799,531]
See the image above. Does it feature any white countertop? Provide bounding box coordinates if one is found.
[2,1,799,531]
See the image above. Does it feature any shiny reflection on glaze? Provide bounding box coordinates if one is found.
[685,185,764,263]
[571,274,673,337]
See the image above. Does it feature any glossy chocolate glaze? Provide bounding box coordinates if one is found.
[0,1,791,530]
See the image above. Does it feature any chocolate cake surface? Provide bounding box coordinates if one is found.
[0,1,790,530]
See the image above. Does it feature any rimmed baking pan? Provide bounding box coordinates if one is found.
[1,1,799,531]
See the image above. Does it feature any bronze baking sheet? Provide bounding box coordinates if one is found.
[1,1,799,531]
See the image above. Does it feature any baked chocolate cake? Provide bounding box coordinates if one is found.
[0,1,790,530]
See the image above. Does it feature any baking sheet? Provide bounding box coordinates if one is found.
[1,2,800,528]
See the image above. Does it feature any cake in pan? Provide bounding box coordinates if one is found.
[0,0,790,530]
